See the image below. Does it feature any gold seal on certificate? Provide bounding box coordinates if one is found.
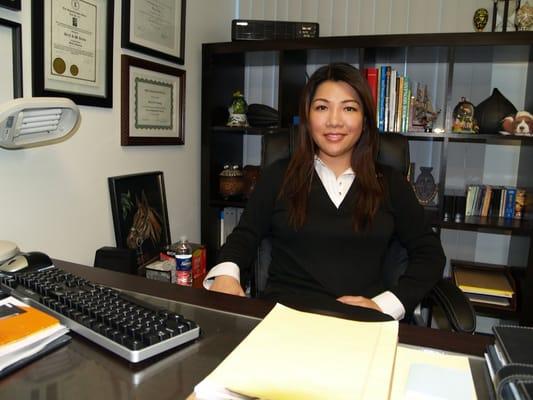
[53,57,66,74]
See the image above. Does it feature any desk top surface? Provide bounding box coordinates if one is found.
[0,260,492,399]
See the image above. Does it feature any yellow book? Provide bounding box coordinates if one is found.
[454,267,514,298]
[194,303,398,400]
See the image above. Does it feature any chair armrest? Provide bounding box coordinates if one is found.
[428,279,476,334]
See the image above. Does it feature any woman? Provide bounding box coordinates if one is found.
[204,62,445,320]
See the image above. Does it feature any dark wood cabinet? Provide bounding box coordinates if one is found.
[201,32,533,325]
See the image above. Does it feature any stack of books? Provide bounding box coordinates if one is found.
[464,185,526,219]
[0,295,70,377]
[364,66,413,133]
[485,325,533,399]
[453,264,515,309]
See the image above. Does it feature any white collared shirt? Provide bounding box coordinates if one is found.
[204,158,406,320]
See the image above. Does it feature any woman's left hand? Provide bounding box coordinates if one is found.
[336,296,382,312]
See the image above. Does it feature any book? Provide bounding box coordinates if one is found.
[365,67,378,107]
[0,296,69,374]
[194,303,399,400]
[453,267,514,298]
[465,292,510,307]
[504,188,516,219]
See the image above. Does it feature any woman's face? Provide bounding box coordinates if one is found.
[308,80,364,168]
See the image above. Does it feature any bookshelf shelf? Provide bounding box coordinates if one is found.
[202,32,533,326]
[441,216,532,235]
[212,126,290,136]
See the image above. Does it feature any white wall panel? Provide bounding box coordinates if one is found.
[408,0,441,33]
[316,0,334,36]
[276,0,290,20]
[389,0,410,34]
[359,0,376,35]
[374,0,392,34]
[345,0,361,35]
[287,0,303,20]
[331,0,349,36]
[238,0,254,19]
[237,0,498,35]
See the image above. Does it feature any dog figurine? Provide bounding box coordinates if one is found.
[501,111,533,136]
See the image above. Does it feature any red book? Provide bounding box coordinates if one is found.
[365,67,378,109]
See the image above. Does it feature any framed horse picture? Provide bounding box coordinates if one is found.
[108,171,171,266]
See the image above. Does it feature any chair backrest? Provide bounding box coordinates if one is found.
[251,134,411,297]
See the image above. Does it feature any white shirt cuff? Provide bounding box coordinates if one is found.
[203,262,241,289]
[372,291,405,320]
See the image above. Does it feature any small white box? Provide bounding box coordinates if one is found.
[145,260,175,283]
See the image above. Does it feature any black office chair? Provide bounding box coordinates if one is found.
[249,134,476,333]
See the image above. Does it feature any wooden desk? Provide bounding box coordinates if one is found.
[0,260,493,399]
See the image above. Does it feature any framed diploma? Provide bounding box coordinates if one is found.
[31,0,114,108]
[121,55,185,146]
[0,0,21,11]
[121,0,186,64]
[0,18,22,102]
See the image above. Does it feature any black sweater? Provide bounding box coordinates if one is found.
[217,159,445,314]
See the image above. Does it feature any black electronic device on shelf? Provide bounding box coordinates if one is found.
[232,19,319,41]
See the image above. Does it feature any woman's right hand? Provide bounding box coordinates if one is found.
[209,275,245,297]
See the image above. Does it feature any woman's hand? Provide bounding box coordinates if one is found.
[336,295,382,312]
[209,275,245,297]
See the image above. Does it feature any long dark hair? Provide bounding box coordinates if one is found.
[279,62,383,231]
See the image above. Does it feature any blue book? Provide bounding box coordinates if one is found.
[504,188,516,219]
[378,65,388,131]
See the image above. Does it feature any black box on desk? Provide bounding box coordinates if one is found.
[94,247,137,274]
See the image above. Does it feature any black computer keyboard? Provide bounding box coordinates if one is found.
[0,266,200,363]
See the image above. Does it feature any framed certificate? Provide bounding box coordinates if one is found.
[0,18,22,102]
[0,0,21,11]
[31,0,114,108]
[121,0,186,64]
[121,55,185,146]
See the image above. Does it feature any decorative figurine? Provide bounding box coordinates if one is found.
[473,8,489,31]
[412,166,438,206]
[516,1,533,30]
[219,164,244,199]
[475,88,517,134]
[227,91,249,127]
[409,84,441,132]
[501,111,533,135]
[452,97,479,133]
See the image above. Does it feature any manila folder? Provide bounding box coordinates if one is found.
[195,303,399,400]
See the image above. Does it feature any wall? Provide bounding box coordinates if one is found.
[237,0,496,34]
[0,0,234,265]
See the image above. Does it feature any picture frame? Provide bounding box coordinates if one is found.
[108,171,171,266]
[121,0,186,64]
[0,0,20,11]
[121,55,185,146]
[31,0,114,108]
[0,18,22,102]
